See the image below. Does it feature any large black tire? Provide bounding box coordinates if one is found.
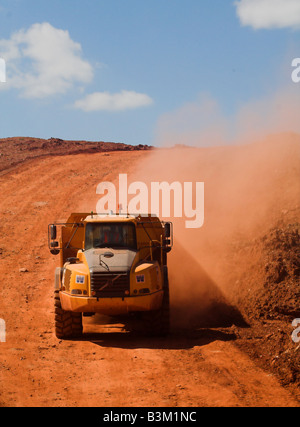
[54,290,83,339]
[142,267,170,337]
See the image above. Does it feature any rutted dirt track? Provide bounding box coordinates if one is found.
[0,140,299,407]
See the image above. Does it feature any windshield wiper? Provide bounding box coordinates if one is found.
[99,255,110,272]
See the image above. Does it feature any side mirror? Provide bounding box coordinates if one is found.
[163,238,171,246]
[164,223,171,238]
[162,222,172,253]
[50,225,57,240]
[48,224,61,255]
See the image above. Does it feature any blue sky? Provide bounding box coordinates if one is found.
[0,0,300,146]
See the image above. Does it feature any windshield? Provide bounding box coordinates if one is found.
[85,222,137,250]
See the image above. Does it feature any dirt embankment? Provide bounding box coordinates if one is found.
[0,136,152,174]
[0,134,299,406]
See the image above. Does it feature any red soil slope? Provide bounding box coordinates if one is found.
[0,134,299,406]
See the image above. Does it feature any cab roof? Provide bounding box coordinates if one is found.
[66,212,161,226]
[85,214,136,223]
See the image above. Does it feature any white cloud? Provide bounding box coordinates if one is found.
[0,22,93,98]
[235,0,300,30]
[0,22,153,109]
[74,90,154,112]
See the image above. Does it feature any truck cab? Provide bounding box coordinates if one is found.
[49,212,172,338]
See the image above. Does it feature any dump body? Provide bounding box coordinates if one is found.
[49,213,172,338]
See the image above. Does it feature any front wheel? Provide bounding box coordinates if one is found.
[54,290,83,339]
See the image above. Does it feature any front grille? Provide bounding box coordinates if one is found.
[90,271,130,298]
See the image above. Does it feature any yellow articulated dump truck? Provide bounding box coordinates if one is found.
[48,212,173,339]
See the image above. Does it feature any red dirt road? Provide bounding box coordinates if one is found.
[0,148,299,407]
